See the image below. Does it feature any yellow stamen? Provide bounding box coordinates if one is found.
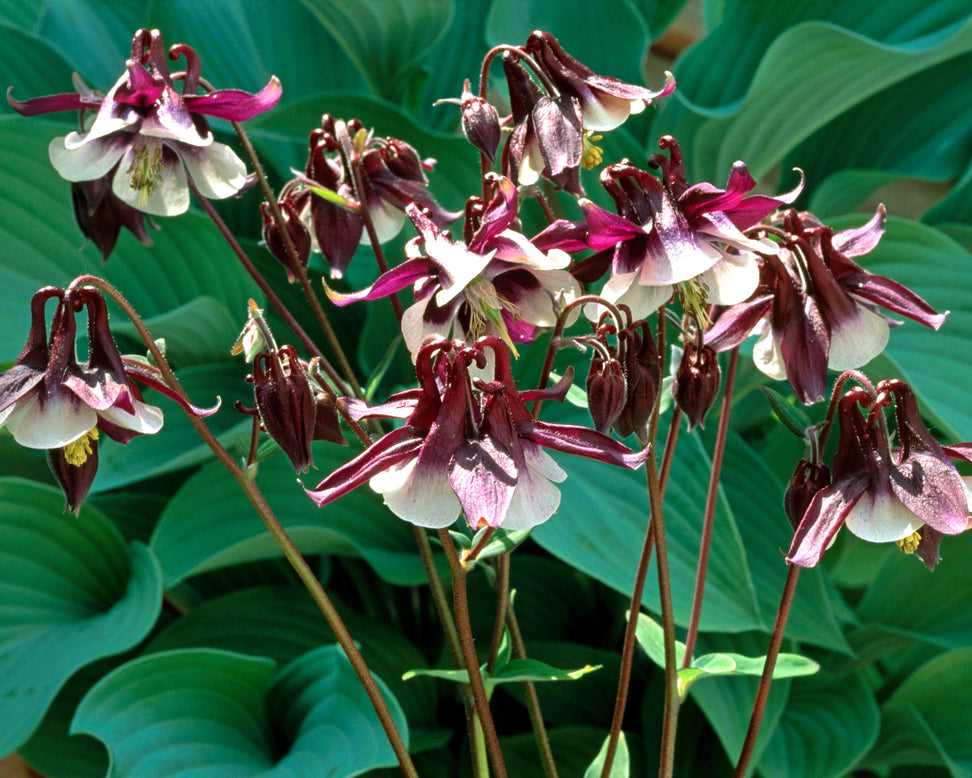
[677,276,712,327]
[896,530,922,555]
[63,428,99,467]
[582,131,604,170]
[127,139,165,207]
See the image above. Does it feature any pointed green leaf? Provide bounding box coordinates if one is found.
[758,386,812,439]
[0,479,163,755]
[490,658,602,683]
[150,444,427,587]
[585,731,630,778]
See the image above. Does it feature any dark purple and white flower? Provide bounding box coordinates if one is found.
[8,28,281,216]
[326,175,581,355]
[536,138,800,321]
[0,285,216,511]
[304,336,649,530]
[706,207,946,404]
[787,380,968,568]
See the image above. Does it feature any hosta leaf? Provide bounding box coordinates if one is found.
[871,647,972,774]
[404,658,601,690]
[72,646,409,777]
[0,479,162,756]
[296,0,453,101]
[149,443,427,587]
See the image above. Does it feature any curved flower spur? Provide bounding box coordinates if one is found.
[7,28,281,217]
[304,336,649,531]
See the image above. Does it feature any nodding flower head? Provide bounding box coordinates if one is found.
[8,28,281,217]
[787,379,969,569]
[304,336,648,530]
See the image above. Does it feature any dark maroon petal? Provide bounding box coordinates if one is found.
[582,199,647,251]
[532,218,591,253]
[890,452,969,536]
[469,175,519,249]
[914,526,944,570]
[830,205,885,257]
[311,195,364,279]
[571,246,614,285]
[532,94,583,177]
[304,427,425,507]
[7,88,91,116]
[368,167,460,227]
[449,436,517,529]
[121,358,220,417]
[585,73,676,101]
[184,77,282,121]
[943,442,972,465]
[324,257,434,306]
[786,473,869,567]
[47,443,98,515]
[342,390,423,421]
[842,274,946,330]
[0,365,44,412]
[518,419,649,469]
[705,295,773,352]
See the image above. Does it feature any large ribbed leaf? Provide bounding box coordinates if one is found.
[149,443,427,586]
[71,646,408,777]
[0,479,162,756]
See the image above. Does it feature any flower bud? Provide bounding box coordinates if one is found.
[614,322,660,442]
[673,342,721,431]
[459,80,501,162]
[587,353,626,433]
[253,345,317,473]
[261,194,311,283]
[783,459,831,530]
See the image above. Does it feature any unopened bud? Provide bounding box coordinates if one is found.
[587,354,626,433]
[673,342,720,431]
[615,322,660,442]
[783,459,830,530]
[253,345,317,473]
[460,80,501,162]
[261,196,311,283]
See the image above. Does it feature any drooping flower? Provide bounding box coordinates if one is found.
[706,207,947,404]
[71,174,155,262]
[0,285,217,511]
[786,380,968,569]
[672,341,721,431]
[325,174,581,355]
[8,28,281,217]
[536,138,801,322]
[304,337,648,530]
[293,115,459,279]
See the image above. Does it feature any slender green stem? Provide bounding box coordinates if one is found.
[733,565,802,778]
[681,346,739,666]
[439,529,509,778]
[506,602,559,778]
[74,276,417,777]
[228,118,364,400]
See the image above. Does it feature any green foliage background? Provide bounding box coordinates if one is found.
[1,0,971,775]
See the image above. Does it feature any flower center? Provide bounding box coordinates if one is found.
[127,138,165,207]
[465,279,519,357]
[581,131,604,170]
[896,530,921,555]
[63,428,99,466]
[677,276,711,326]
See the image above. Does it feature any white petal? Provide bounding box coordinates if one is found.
[400,296,453,358]
[5,393,96,449]
[641,234,721,286]
[501,450,563,530]
[112,146,190,216]
[960,476,972,513]
[370,456,461,528]
[702,252,760,306]
[99,401,164,435]
[518,136,543,185]
[752,328,787,381]
[581,94,635,132]
[360,197,406,245]
[49,136,127,181]
[178,142,248,200]
[844,491,922,543]
[614,279,673,320]
[827,304,890,371]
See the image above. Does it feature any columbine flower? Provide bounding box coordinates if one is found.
[706,207,946,404]
[305,337,648,530]
[786,380,968,569]
[8,28,281,216]
[294,115,459,279]
[70,174,155,262]
[325,174,580,356]
[536,138,801,321]
[524,31,675,133]
[0,285,216,511]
